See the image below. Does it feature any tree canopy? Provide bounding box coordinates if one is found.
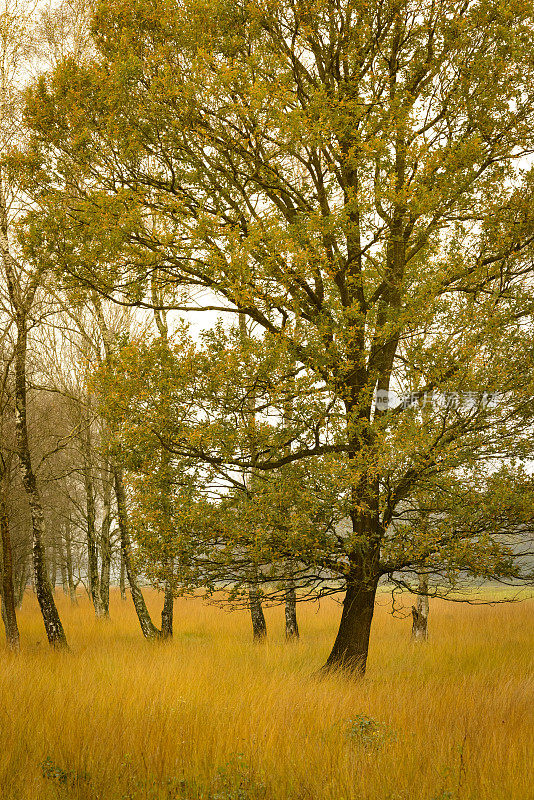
[5,0,534,671]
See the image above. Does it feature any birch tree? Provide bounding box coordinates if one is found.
[0,0,68,647]
[0,367,20,651]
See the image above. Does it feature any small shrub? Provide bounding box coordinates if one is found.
[344,714,396,749]
[210,753,266,800]
[41,757,92,793]
[41,757,71,787]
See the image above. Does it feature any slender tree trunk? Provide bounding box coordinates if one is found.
[411,575,429,641]
[284,578,299,640]
[0,464,20,651]
[64,520,77,604]
[113,465,160,639]
[160,577,173,639]
[119,549,126,600]
[49,537,57,590]
[12,318,67,648]
[15,567,26,608]
[95,297,169,639]
[58,535,68,595]
[99,468,112,616]
[82,405,103,616]
[239,316,267,643]
[1,184,66,646]
[249,586,267,641]
[151,294,175,641]
[15,553,29,608]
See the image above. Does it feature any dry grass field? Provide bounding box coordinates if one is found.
[0,589,532,800]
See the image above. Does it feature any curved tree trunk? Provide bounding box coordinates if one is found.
[284,579,299,640]
[113,465,161,639]
[1,187,67,648]
[323,535,380,676]
[95,296,173,639]
[13,318,67,648]
[324,575,379,676]
[0,461,20,652]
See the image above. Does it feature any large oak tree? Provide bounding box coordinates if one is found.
[13,0,534,671]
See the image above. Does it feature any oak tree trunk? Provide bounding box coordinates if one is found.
[284,579,299,640]
[324,531,380,676]
[160,578,173,639]
[249,586,267,641]
[324,575,379,675]
[411,575,429,641]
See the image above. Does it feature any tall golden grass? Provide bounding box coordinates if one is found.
[0,588,532,800]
